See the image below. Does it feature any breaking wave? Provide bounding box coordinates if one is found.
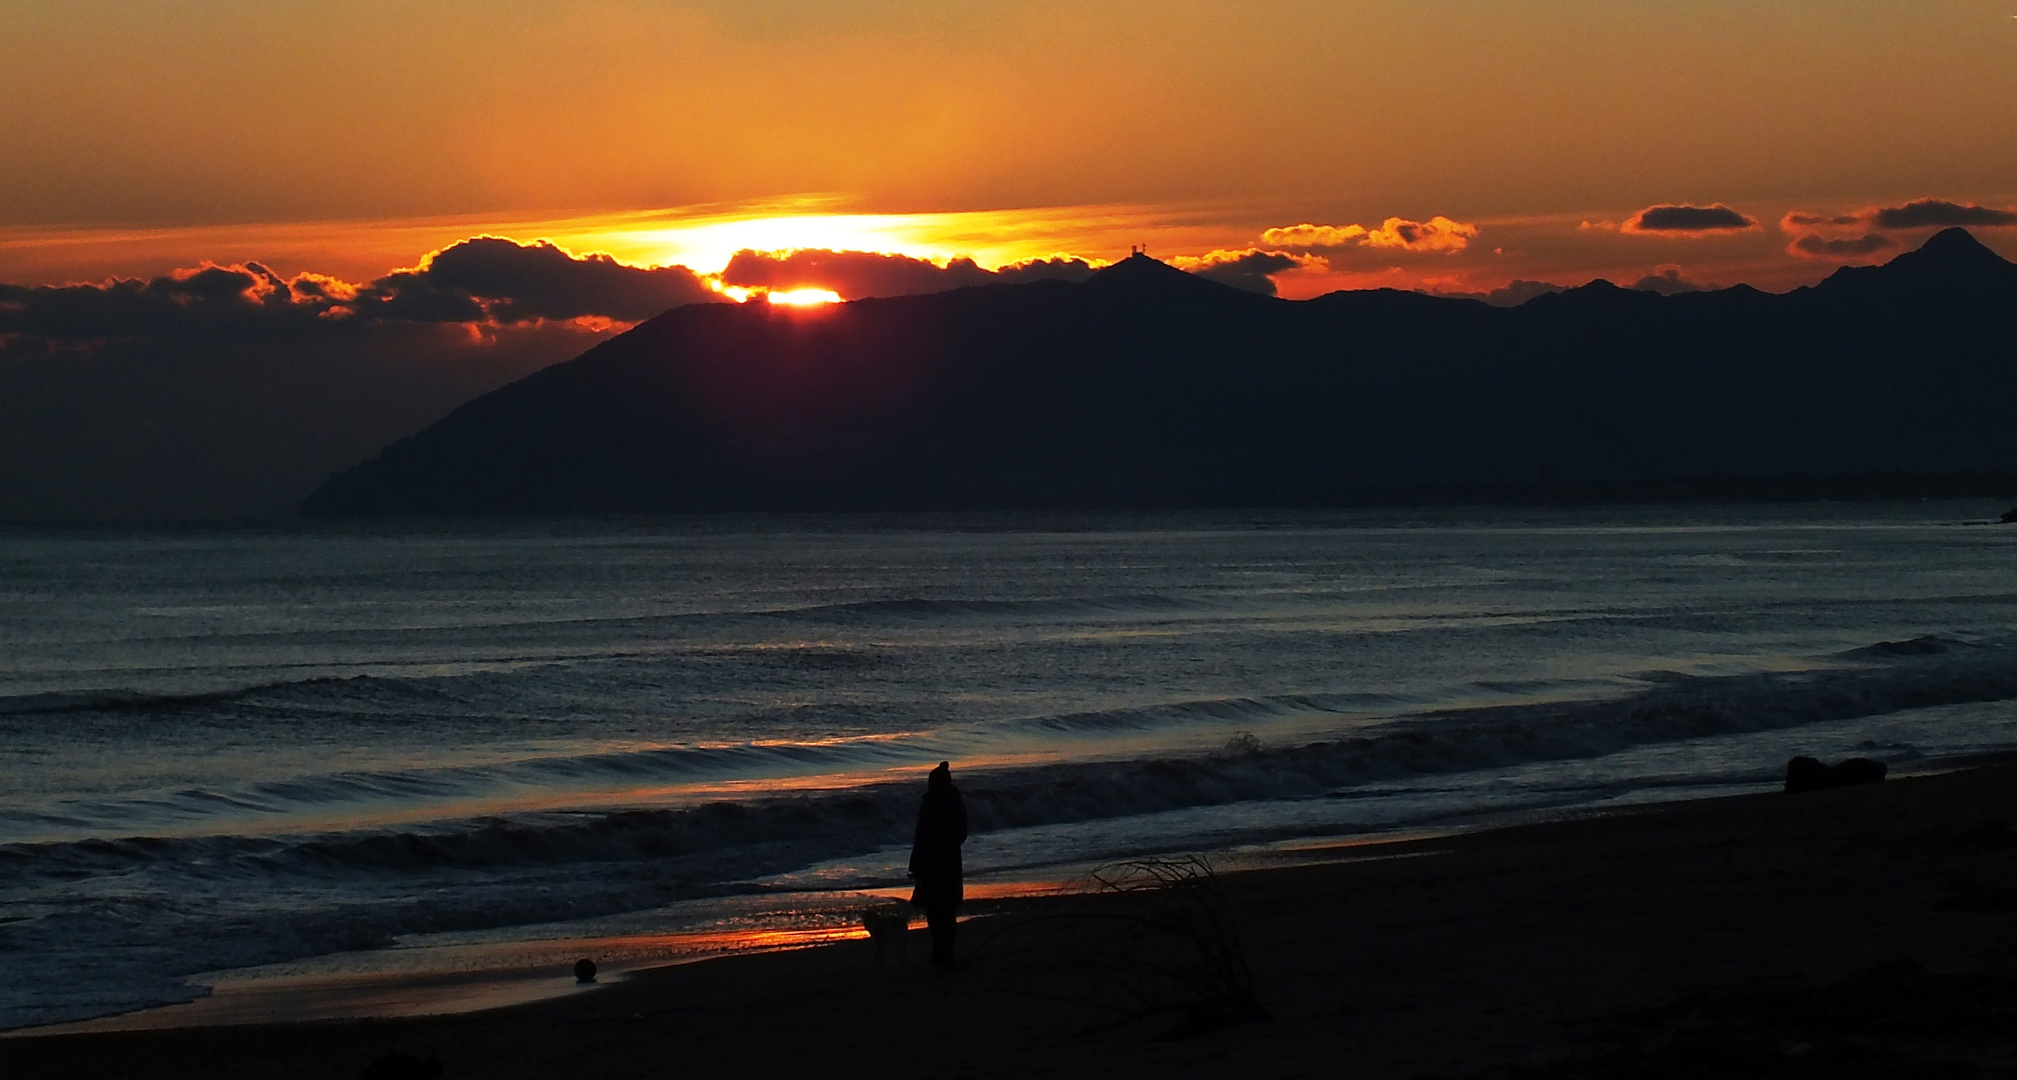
[9,635,2017,890]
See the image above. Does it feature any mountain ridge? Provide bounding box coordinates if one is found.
[302,229,2017,516]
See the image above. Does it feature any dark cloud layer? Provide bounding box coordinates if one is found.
[359,238,719,322]
[0,262,308,340]
[1781,199,2015,260]
[720,249,1095,300]
[1624,204,1755,233]
[0,238,723,344]
[1188,250,1303,296]
[1871,200,2017,230]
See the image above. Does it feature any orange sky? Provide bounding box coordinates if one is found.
[4,1,2016,295]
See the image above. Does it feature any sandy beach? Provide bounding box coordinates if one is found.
[6,758,2016,1079]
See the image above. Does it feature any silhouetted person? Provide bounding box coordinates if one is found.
[909,760,968,967]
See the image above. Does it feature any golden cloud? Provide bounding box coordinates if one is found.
[1261,216,1477,255]
[1260,223,1369,248]
[1361,216,1478,252]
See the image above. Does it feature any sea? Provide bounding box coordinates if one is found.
[4,503,2017,1031]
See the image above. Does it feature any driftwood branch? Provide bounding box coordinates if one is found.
[963,855,1269,1039]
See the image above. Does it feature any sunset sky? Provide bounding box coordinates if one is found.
[6,0,2016,290]
[3,0,2016,518]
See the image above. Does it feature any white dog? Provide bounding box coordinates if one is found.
[861,908,912,966]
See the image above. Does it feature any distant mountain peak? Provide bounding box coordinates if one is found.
[1818,227,2014,296]
[1083,251,1232,295]
[1917,226,1998,255]
[1905,226,2008,270]
[1089,251,1181,277]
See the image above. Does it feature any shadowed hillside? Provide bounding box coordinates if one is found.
[301,229,2017,515]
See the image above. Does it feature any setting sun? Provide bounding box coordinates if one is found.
[764,287,841,307]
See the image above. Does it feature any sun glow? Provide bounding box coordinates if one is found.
[536,196,1227,275]
[0,197,1259,289]
[633,210,951,271]
[765,287,841,306]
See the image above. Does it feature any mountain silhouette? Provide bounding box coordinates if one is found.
[301,230,2017,516]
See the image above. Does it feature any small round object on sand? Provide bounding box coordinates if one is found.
[574,958,598,983]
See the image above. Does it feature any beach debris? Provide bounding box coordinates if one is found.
[1783,755,1887,793]
[1087,856,1271,1039]
[358,1050,443,1080]
[967,855,1269,1039]
[574,957,598,983]
[1998,507,2017,523]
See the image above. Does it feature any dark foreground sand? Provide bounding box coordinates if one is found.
[8,761,2017,1079]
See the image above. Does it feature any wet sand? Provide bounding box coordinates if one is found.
[7,760,2017,1078]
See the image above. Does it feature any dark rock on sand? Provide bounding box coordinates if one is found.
[574,958,598,983]
[2000,508,2017,523]
[1785,756,1888,793]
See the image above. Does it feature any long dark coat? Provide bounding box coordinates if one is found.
[908,764,968,910]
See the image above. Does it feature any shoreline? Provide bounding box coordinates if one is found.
[7,755,2016,1077]
[5,767,1800,1042]
[2,833,1456,1040]
[2,879,1082,1038]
